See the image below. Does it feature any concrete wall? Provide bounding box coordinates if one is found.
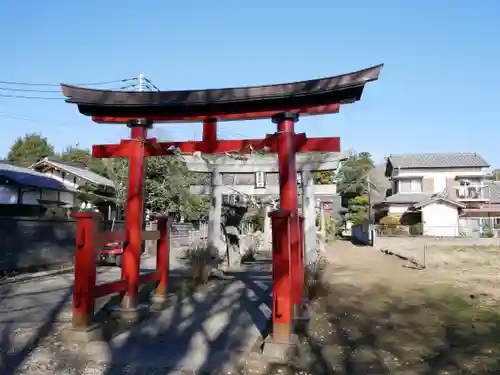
[0,217,210,273]
[0,217,77,273]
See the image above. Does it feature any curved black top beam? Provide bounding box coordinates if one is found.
[61,64,383,118]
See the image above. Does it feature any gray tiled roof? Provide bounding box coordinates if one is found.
[0,162,69,191]
[33,158,114,188]
[383,193,432,204]
[485,181,500,203]
[388,153,490,169]
[413,195,465,209]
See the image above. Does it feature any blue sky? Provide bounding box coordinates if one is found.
[0,1,499,166]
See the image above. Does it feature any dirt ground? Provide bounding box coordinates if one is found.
[239,241,500,375]
[377,241,500,305]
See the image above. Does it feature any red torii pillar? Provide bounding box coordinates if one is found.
[121,119,151,310]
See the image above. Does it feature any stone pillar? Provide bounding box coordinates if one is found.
[317,200,326,253]
[319,201,326,236]
[208,169,224,258]
[301,170,316,264]
[263,203,273,251]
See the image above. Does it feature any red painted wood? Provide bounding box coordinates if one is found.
[139,271,159,285]
[274,114,303,310]
[95,279,127,298]
[297,215,305,303]
[155,216,171,297]
[92,135,340,159]
[202,118,217,153]
[91,103,341,124]
[270,211,292,328]
[71,212,100,329]
[121,125,148,310]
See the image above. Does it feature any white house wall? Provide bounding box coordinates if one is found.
[21,191,41,205]
[20,189,75,206]
[395,167,484,194]
[422,202,459,236]
[44,171,79,190]
[41,189,59,202]
[388,205,410,215]
[59,191,75,205]
[0,185,18,204]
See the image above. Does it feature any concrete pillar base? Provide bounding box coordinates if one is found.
[62,323,103,343]
[261,334,299,361]
[109,303,149,323]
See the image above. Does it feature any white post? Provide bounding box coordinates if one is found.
[138,73,145,92]
[263,204,272,251]
[320,201,326,237]
[302,170,317,263]
[208,169,224,257]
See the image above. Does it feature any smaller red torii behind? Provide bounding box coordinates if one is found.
[89,114,340,344]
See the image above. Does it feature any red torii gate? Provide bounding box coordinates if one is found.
[61,64,382,347]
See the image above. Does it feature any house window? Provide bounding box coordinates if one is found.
[399,179,422,193]
[255,172,266,188]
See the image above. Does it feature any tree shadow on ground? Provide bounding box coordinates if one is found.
[66,258,273,374]
[258,280,500,375]
[0,278,75,375]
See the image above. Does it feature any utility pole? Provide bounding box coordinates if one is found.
[367,174,374,246]
[138,73,144,92]
[367,174,372,224]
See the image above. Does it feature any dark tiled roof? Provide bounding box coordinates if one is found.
[485,181,500,203]
[31,158,114,188]
[413,195,465,209]
[0,162,68,190]
[383,193,432,204]
[388,153,490,169]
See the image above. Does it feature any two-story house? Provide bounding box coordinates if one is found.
[377,152,491,237]
[0,161,72,217]
[29,157,117,219]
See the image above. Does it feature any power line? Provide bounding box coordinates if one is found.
[0,93,62,100]
[0,112,74,130]
[0,87,60,93]
[0,77,137,87]
[0,75,160,99]
[143,77,161,92]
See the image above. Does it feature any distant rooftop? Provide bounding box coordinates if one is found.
[387,153,490,169]
[31,158,114,188]
[383,192,432,204]
[0,161,69,191]
[485,181,500,204]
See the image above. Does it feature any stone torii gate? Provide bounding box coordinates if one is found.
[184,152,346,262]
[60,63,383,351]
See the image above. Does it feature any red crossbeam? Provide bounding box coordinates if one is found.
[91,103,341,124]
[94,272,158,298]
[92,134,340,158]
